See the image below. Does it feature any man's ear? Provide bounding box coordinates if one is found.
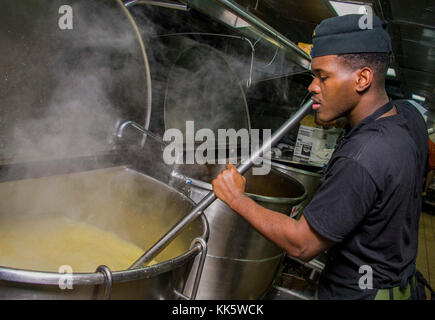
[355,67,373,93]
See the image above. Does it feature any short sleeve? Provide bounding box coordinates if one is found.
[303,157,377,243]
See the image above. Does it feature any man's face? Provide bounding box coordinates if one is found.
[308,55,358,124]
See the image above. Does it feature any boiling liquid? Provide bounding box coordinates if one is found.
[0,216,157,272]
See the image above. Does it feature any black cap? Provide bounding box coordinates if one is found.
[311,14,392,58]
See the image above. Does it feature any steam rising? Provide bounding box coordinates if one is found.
[1,0,150,163]
[164,45,250,138]
[0,1,171,267]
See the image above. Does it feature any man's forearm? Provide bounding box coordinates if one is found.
[211,164,330,261]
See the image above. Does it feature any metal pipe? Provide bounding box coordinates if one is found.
[200,0,311,68]
[129,98,314,269]
[189,238,208,300]
[272,285,312,300]
[286,255,325,273]
[125,0,188,10]
[116,120,167,147]
[116,0,153,146]
[94,265,113,300]
[171,171,212,190]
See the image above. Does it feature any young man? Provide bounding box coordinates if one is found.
[212,14,429,299]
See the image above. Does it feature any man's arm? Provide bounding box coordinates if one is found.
[212,164,333,262]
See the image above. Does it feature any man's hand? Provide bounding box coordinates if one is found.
[212,165,333,261]
[212,164,247,209]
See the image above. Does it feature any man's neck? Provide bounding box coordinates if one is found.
[347,91,391,128]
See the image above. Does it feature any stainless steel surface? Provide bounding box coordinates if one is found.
[116,0,153,148]
[271,157,324,170]
[129,187,216,269]
[308,269,320,282]
[173,289,190,300]
[268,285,314,300]
[129,99,313,269]
[0,166,207,299]
[171,171,212,190]
[270,255,321,300]
[176,166,307,260]
[173,167,307,207]
[95,265,113,300]
[286,255,325,274]
[117,120,168,146]
[188,253,286,299]
[172,237,207,300]
[178,165,305,299]
[187,238,208,300]
[126,0,189,10]
[268,159,322,219]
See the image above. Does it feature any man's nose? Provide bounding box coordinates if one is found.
[308,78,320,95]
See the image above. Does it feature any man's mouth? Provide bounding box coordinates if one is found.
[311,98,321,110]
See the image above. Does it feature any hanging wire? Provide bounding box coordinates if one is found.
[156,32,309,84]
[155,32,264,88]
[245,35,264,88]
[155,32,243,41]
[264,46,279,68]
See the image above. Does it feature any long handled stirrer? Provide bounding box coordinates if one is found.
[129,99,314,269]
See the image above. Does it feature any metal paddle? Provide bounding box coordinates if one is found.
[129,98,314,269]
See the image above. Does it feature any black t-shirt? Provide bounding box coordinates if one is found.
[303,100,429,300]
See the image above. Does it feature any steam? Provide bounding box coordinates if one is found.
[165,45,250,136]
[0,0,308,275]
[0,1,172,262]
[1,0,150,163]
